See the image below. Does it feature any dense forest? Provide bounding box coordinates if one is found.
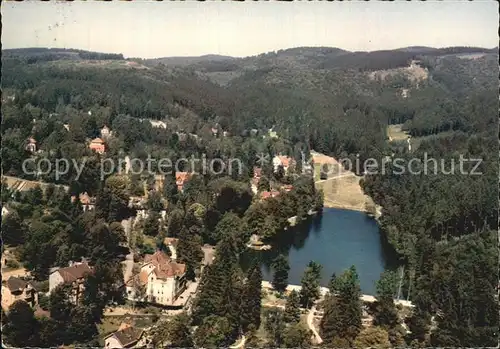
[1,46,498,347]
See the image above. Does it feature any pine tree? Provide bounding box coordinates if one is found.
[177,227,204,281]
[271,254,290,293]
[163,172,179,205]
[299,260,322,308]
[264,308,286,347]
[284,290,301,323]
[152,313,193,347]
[192,234,239,325]
[241,261,263,332]
[320,266,362,345]
[373,270,399,329]
[283,322,312,347]
[94,186,111,220]
[4,300,39,347]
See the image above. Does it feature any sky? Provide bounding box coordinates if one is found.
[2,1,498,59]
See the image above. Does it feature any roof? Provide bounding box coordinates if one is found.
[163,237,179,246]
[175,172,192,184]
[144,250,186,279]
[90,138,104,144]
[28,137,37,144]
[53,262,92,283]
[125,271,149,287]
[106,325,143,348]
[261,190,280,200]
[277,155,292,167]
[5,277,30,292]
[154,262,186,279]
[253,167,262,178]
[144,250,171,266]
[71,192,94,205]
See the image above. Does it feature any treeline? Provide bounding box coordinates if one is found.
[361,73,498,346]
[2,48,124,63]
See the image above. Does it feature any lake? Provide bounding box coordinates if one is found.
[243,208,389,295]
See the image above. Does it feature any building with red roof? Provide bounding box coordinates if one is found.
[89,138,106,154]
[125,250,187,306]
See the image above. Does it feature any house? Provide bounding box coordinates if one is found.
[25,137,37,153]
[175,172,192,192]
[273,155,294,173]
[104,323,144,349]
[49,262,92,303]
[89,138,106,154]
[2,277,38,310]
[268,128,278,139]
[71,192,95,211]
[100,125,112,139]
[253,167,262,180]
[281,184,293,192]
[211,127,219,136]
[149,120,167,129]
[251,167,262,194]
[63,124,70,131]
[175,132,187,142]
[260,190,280,200]
[125,250,187,307]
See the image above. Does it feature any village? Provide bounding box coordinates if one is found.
[1,122,414,348]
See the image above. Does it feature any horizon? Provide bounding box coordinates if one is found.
[3,44,498,60]
[2,1,498,59]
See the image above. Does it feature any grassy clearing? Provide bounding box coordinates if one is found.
[97,317,122,337]
[387,124,410,142]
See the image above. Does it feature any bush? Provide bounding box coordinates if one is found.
[38,293,50,310]
[5,259,20,269]
[32,280,49,293]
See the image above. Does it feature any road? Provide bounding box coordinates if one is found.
[315,172,356,184]
[307,305,323,345]
[1,267,29,279]
[230,335,246,349]
[121,218,134,284]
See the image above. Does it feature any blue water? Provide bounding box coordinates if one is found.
[246,208,388,295]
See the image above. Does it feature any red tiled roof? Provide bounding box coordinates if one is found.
[260,190,280,200]
[71,192,94,205]
[175,172,191,184]
[278,155,292,167]
[164,237,179,246]
[253,167,262,178]
[143,250,186,279]
[90,138,104,144]
[126,270,149,287]
[144,250,171,266]
[153,262,186,279]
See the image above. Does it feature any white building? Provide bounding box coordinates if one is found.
[149,120,167,129]
[125,250,187,306]
[104,323,143,349]
[49,262,92,303]
[100,125,112,139]
[272,155,294,173]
